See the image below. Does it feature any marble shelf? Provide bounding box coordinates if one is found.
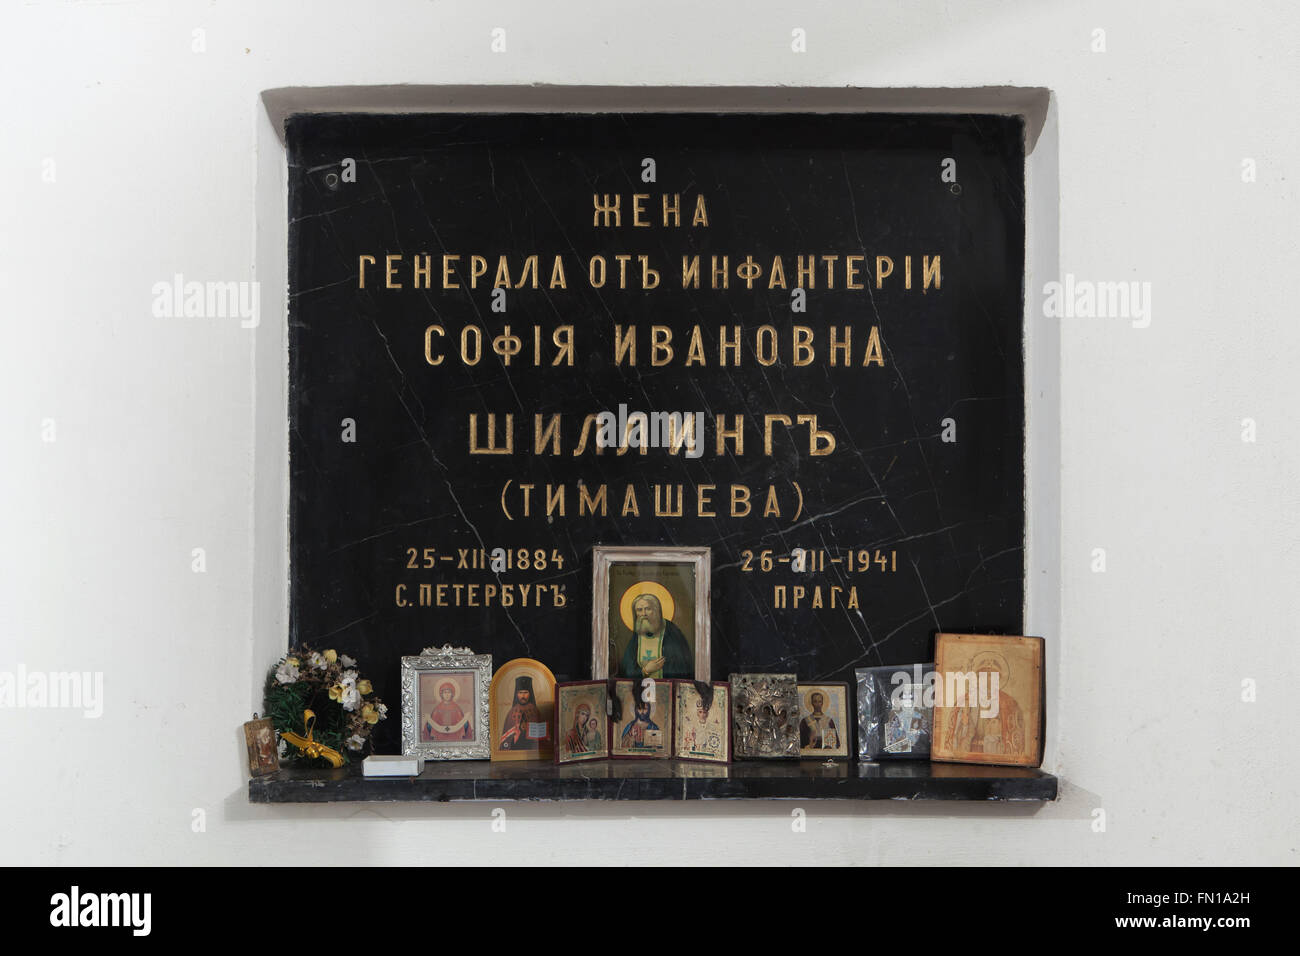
[249,759,1057,803]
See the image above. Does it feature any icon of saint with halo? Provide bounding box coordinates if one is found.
[617,582,692,680]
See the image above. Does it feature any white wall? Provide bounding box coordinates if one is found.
[2,0,1295,866]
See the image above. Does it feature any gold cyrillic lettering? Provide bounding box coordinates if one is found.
[710,255,729,289]
[593,193,621,227]
[768,255,787,289]
[716,414,744,456]
[640,255,660,289]
[682,255,700,289]
[666,413,697,456]
[756,325,778,366]
[662,194,680,227]
[846,255,864,290]
[515,255,538,289]
[493,256,512,288]
[461,326,482,365]
[764,485,781,517]
[469,413,513,455]
[829,326,850,366]
[553,325,574,366]
[863,326,884,366]
[875,256,893,289]
[796,255,815,289]
[924,255,941,291]
[614,325,636,366]
[572,415,599,456]
[651,326,673,366]
[413,255,432,289]
[424,325,445,365]
[719,326,740,366]
[764,414,793,455]
[692,195,709,226]
[654,484,684,517]
[821,255,839,289]
[685,327,705,366]
[621,485,640,517]
[792,326,814,366]
[534,414,561,455]
[797,414,836,456]
[579,482,607,515]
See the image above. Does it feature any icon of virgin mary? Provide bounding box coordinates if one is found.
[424,679,472,742]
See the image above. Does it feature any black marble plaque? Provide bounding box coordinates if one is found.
[287,113,1025,752]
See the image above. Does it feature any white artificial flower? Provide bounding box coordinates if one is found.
[346,734,365,752]
[375,702,388,719]
[341,669,359,684]
[339,654,357,668]
[338,674,361,712]
[308,651,327,670]
[275,659,301,684]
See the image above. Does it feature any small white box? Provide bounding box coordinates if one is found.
[363,754,425,777]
